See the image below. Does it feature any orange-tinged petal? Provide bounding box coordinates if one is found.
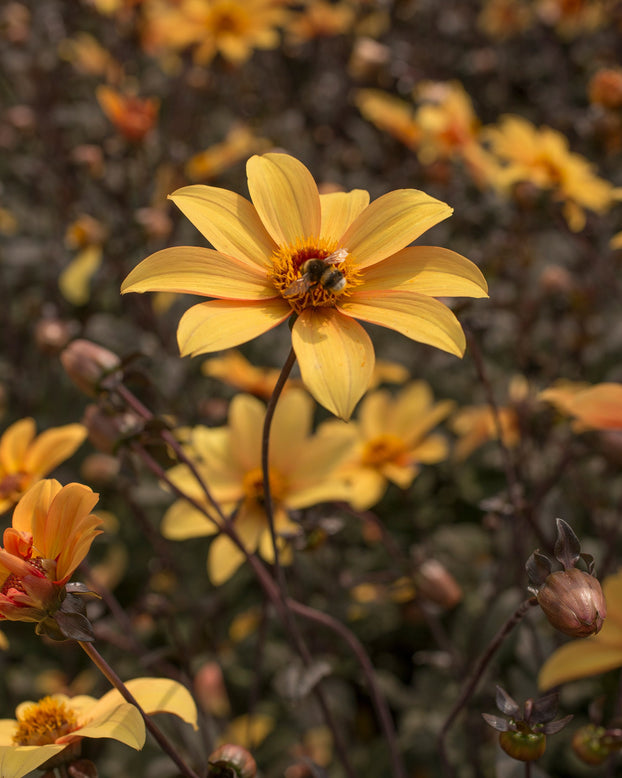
[0,744,66,778]
[0,418,36,472]
[569,383,622,430]
[59,702,145,749]
[161,500,221,540]
[43,484,101,580]
[360,246,488,297]
[208,533,247,585]
[410,434,450,463]
[11,479,62,535]
[169,185,277,267]
[292,309,374,420]
[247,153,321,245]
[340,291,466,357]
[344,467,387,511]
[121,247,275,299]
[359,390,392,439]
[269,389,315,473]
[538,638,622,691]
[177,299,291,357]
[23,424,87,477]
[340,190,452,269]
[319,190,370,243]
[86,678,198,732]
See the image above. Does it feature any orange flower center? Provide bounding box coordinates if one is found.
[269,239,361,314]
[12,696,79,746]
[361,434,409,468]
[242,467,287,505]
[0,471,30,501]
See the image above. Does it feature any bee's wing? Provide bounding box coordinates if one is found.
[283,275,313,297]
[324,248,349,265]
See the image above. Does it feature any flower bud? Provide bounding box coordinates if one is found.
[572,724,610,766]
[536,568,606,638]
[417,559,462,609]
[61,339,122,397]
[193,661,231,717]
[207,744,257,778]
[82,405,143,455]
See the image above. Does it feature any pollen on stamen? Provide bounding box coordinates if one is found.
[269,239,361,314]
[13,696,79,746]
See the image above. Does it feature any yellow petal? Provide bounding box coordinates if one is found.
[219,713,274,749]
[292,309,374,420]
[177,299,291,356]
[270,389,315,472]
[0,418,36,472]
[60,701,145,749]
[227,393,264,473]
[23,424,87,477]
[319,190,370,242]
[539,638,622,691]
[340,190,452,269]
[44,483,101,578]
[0,745,66,778]
[359,390,392,439]
[208,533,247,585]
[569,383,622,430]
[410,434,450,463]
[59,245,102,306]
[360,246,488,297]
[247,154,321,246]
[12,479,63,534]
[161,500,220,540]
[90,678,198,733]
[169,185,277,267]
[340,291,466,357]
[343,466,387,511]
[121,247,275,299]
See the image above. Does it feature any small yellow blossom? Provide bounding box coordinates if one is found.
[450,404,520,460]
[0,419,87,515]
[484,115,617,231]
[185,125,271,182]
[285,0,355,44]
[161,389,354,584]
[319,381,453,510]
[122,152,487,419]
[0,678,197,778]
[539,569,622,691]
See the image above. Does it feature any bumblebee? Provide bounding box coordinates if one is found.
[283,249,348,298]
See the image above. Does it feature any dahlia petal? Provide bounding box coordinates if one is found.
[177,299,291,356]
[59,702,145,750]
[410,435,450,463]
[169,186,276,267]
[359,390,392,439]
[247,153,321,245]
[340,190,453,269]
[228,394,264,472]
[292,309,374,420]
[161,500,220,540]
[121,247,275,299]
[12,479,62,535]
[319,190,370,243]
[339,291,466,357]
[270,389,315,473]
[0,745,66,778]
[360,246,488,297]
[539,638,622,691]
[23,424,87,477]
[45,484,101,579]
[346,467,388,511]
[0,418,35,472]
[208,533,246,585]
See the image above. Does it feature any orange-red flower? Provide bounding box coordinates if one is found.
[0,480,102,624]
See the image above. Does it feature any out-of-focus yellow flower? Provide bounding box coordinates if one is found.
[0,419,87,515]
[611,232,622,250]
[122,152,487,419]
[161,389,355,584]
[285,0,355,44]
[96,86,159,142]
[201,350,302,399]
[0,480,101,623]
[536,0,611,37]
[368,359,409,388]
[0,207,18,236]
[540,382,622,431]
[143,0,289,66]
[319,381,453,510]
[355,89,422,149]
[185,125,271,182]
[478,0,534,39]
[57,32,121,79]
[218,712,274,749]
[539,569,622,691]
[450,404,520,460]
[0,678,197,778]
[484,115,617,231]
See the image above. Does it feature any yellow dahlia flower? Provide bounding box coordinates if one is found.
[122,152,488,419]
[0,678,197,778]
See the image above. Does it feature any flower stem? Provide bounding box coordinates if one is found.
[78,641,201,778]
[438,597,538,777]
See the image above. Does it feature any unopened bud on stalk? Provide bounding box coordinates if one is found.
[526,518,606,638]
[417,558,462,609]
[82,405,143,455]
[207,744,257,778]
[193,661,231,717]
[61,339,122,397]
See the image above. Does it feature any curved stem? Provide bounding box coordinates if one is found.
[261,346,297,583]
[78,641,201,778]
[438,597,538,777]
